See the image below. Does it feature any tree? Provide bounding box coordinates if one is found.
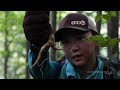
[96,11,102,55]
[0,11,26,79]
[4,11,9,79]
[107,11,119,60]
[49,11,57,61]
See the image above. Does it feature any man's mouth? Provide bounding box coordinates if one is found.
[72,54,83,59]
[72,54,84,63]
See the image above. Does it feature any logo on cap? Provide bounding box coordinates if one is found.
[71,20,86,25]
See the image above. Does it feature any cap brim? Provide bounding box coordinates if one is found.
[55,27,89,42]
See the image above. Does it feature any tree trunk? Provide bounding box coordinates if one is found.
[96,11,102,55]
[49,11,57,61]
[96,11,102,34]
[4,11,9,79]
[107,11,119,60]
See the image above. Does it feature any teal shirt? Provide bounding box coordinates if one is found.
[59,58,104,79]
[28,44,120,79]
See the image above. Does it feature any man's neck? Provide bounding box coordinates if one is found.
[74,56,97,79]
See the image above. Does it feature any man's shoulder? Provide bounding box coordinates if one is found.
[97,55,120,71]
[97,55,108,62]
[97,55,120,79]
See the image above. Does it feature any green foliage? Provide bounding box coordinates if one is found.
[103,14,111,21]
[85,35,118,47]
[109,11,117,16]
[56,50,64,61]
[0,11,26,79]
[95,11,117,23]
[95,14,102,22]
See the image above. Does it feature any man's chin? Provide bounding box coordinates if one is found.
[73,61,85,67]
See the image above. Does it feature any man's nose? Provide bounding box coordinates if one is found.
[70,42,79,52]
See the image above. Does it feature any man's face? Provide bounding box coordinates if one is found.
[60,29,96,68]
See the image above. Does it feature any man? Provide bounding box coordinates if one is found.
[23,11,120,79]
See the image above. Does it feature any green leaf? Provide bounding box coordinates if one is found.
[103,14,111,21]
[85,35,119,47]
[109,11,116,16]
[95,14,102,22]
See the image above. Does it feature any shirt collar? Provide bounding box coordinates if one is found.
[65,59,80,79]
[86,58,104,79]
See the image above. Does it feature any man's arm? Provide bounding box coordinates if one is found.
[28,44,50,79]
[28,44,62,79]
[23,11,51,79]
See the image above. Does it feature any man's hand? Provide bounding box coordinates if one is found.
[23,11,51,47]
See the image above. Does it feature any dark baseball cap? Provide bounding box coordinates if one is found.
[55,13,98,42]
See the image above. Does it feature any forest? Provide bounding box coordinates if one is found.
[0,11,119,79]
